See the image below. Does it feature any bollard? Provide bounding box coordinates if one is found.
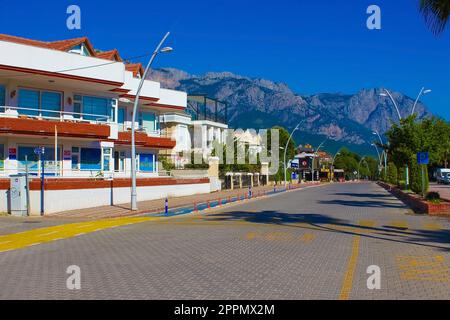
[218,198,222,206]
[164,198,168,216]
[193,202,198,212]
[207,200,211,209]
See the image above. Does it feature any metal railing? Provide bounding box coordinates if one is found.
[0,106,111,124]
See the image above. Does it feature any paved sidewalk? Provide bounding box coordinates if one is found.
[48,183,321,219]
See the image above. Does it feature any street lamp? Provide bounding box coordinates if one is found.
[284,122,303,186]
[311,138,328,182]
[373,131,387,178]
[131,32,173,211]
[411,87,432,116]
[331,150,342,182]
[371,143,383,176]
[379,89,402,121]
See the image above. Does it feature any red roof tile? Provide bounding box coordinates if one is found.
[96,49,122,62]
[125,63,144,77]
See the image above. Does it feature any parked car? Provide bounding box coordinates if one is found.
[436,168,450,184]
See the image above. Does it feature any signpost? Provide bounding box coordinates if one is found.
[35,147,45,215]
[417,152,429,198]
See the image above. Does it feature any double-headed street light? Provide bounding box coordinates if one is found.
[379,87,431,190]
[284,122,303,186]
[131,32,173,211]
[331,150,342,181]
[311,138,328,182]
[411,87,432,116]
[380,89,402,121]
[373,131,387,178]
[371,143,383,175]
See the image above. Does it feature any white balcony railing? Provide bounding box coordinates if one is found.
[117,122,161,137]
[0,106,112,124]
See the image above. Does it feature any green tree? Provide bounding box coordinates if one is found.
[386,162,398,185]
[263,126,296,181]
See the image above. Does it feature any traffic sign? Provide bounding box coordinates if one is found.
[417,152,429,165]
[291,162,299,168]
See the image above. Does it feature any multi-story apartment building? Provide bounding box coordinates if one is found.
[0,34,210,214]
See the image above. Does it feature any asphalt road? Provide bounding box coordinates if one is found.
[0,182,449,300]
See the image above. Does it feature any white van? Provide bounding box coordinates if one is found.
[436,168,450,184]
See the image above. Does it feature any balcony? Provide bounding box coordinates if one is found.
[0,106,113,139]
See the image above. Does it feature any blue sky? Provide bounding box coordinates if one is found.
[0,0,449,119]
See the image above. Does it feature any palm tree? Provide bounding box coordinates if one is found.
[419,0,450,35]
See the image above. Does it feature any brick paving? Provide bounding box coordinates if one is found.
[0,182,449,299]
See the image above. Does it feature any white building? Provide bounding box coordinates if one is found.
[0,34,210,214]
[159,95,228,167]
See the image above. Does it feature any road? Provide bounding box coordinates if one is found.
[0,182,449,299]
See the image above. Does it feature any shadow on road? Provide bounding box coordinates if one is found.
[318,199,407,209]
[206,210,450,252]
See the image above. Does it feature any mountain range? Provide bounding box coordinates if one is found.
[149,68,432,156]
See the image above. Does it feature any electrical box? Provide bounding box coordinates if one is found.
[10,174,28,216]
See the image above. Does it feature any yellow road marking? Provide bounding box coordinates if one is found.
[422,222,442,231]
[0,216,156,253]
[339,235,361,300]
[387,220,408,229]
[359,220,375,228]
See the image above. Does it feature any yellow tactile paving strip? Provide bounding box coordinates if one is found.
[0,216,155,253]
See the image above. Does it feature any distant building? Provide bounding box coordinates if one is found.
[159,95,228,167]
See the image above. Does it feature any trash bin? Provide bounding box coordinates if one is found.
[10,174,28,216]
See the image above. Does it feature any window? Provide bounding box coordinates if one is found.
[114,151,126,172]
[18,88,61,118]
[118,107,126,131]
[71,147,80,170]
[139,111,158,133]
[80,148,101,170]
[102,148,112,172]
[138,153,155,172]
[0,85,5,112]
[17,146,61,173]
[0,144,4,170]
[73,95,116,122]
[68,43,91,56]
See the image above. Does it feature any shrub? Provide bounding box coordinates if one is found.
[425,191,441,204]
[386,162,398,185]
[409,160,429,195]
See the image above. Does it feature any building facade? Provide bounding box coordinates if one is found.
[0,34,210,214]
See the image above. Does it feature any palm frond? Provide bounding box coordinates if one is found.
[419,0,450,35]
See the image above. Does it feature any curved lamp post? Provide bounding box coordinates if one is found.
[411,87,432,116]
[373,131,387,178]
[311,138,328,182]
[380,89,402,121]
[331,149,343,182]
[131,32,173,211]
[284,121,303,186]
[357,156,370,180]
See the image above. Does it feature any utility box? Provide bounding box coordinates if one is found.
[10,174,28,216]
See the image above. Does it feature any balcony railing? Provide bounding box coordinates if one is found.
[117,122,162,137]
[0,106,111,124]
